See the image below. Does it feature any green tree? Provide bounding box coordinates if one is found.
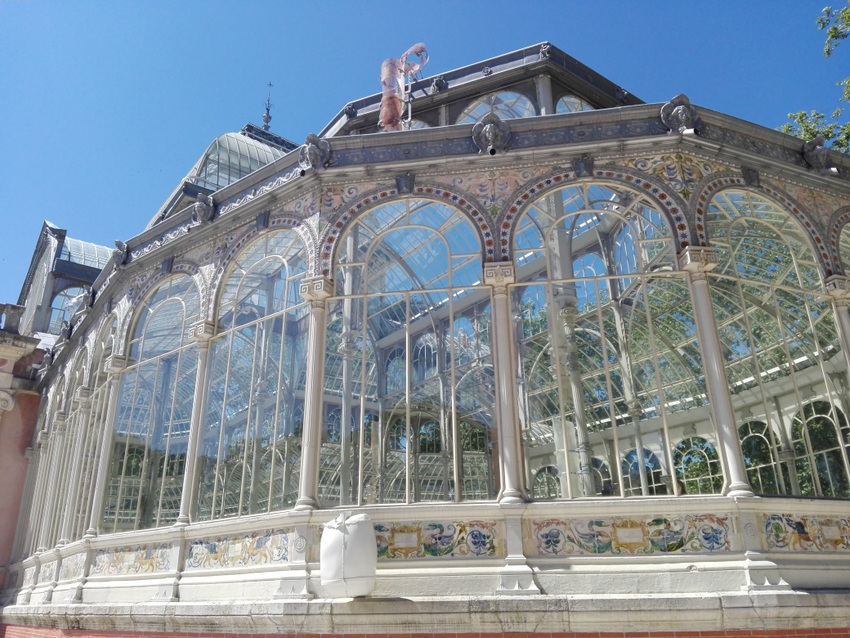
[780,3,850,154]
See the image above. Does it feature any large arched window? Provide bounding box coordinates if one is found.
[197,229,308,521]
[322,198,492,505]
[513,182,704,499]
[101,276,200,532]
[792,401,850,498]
[706,189,848,498]
[456,90,537,124]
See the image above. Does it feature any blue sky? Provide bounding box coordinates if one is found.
[0,0,845,306]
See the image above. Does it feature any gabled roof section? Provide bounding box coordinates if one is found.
[321,42,643,137]
[145,124,298,230]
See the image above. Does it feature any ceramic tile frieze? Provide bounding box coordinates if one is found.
[91,544,171,576]
[529,514,731,556]
[374,520,501,559]
[764,513,850,552]
[622,154,729,199]
[185,528,290,570]
[445,167,551,217]
[57,552,85,581]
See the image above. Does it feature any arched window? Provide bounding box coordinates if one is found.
[457,90,537,124]
[325,198,491,505]
[674,436,723,494]
[102,275,200,532]
[48,286,86,334]
[792,401,850,498]
[592,457,614,496]
[622,448,666,496]
[739,420,784,495]
[197,229,307,521]
[532,466,561,499]
[514,182,696,499]
[556,95,594,113]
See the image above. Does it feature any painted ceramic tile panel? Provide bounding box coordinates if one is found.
[58,552,85,581]
[764,513,850,552]
[91,544,171,575]
[529,514,730,556]
[185,528,290,570]
[373,520,501,559]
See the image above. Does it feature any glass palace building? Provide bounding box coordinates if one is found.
[2,43,850,638]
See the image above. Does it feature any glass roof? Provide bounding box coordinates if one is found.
[187,132,286,191]
[57,237,112,269]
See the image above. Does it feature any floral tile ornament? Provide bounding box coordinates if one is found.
[530,514,730,557]
[374,520,500,560]
[764,514,850,552]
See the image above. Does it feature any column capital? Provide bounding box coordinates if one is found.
[74,386,94,405]
[53,411,69,430]
[678,246,719,274]
[0,388,13,412]
[299,276,334,302]
[104,354,128,375]
[483,262,516,290]
[825,275,850,302]
[188,320,216,343]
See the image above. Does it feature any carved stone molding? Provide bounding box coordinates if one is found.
[299,277,334,302]
[661,94,702,134]
[395,173,415,194]
[677,246,719,273]
[741,166,760,187]
[572,154,594,177]
[299,134,332,172]
[472,113,511,155]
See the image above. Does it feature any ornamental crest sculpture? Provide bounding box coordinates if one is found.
[802,137,839,175]
[661,94,702,134]
[192,193,215,224]
[472,112,511,155]
[299,134,332,171]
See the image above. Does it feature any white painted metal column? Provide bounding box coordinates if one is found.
[37,412,67,550]
[679,247,753,497]
[84,355,127,537]
[295,276,334,510]
[57,387,93,544]
[484,263,525,503]
[825,276,850,374]
[175,320,214,525]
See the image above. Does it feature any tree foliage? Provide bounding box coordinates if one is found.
[780,3,850,154]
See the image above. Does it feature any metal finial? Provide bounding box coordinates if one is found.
[262,81,273,131]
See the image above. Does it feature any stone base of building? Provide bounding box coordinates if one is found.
[2,591,850,637]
